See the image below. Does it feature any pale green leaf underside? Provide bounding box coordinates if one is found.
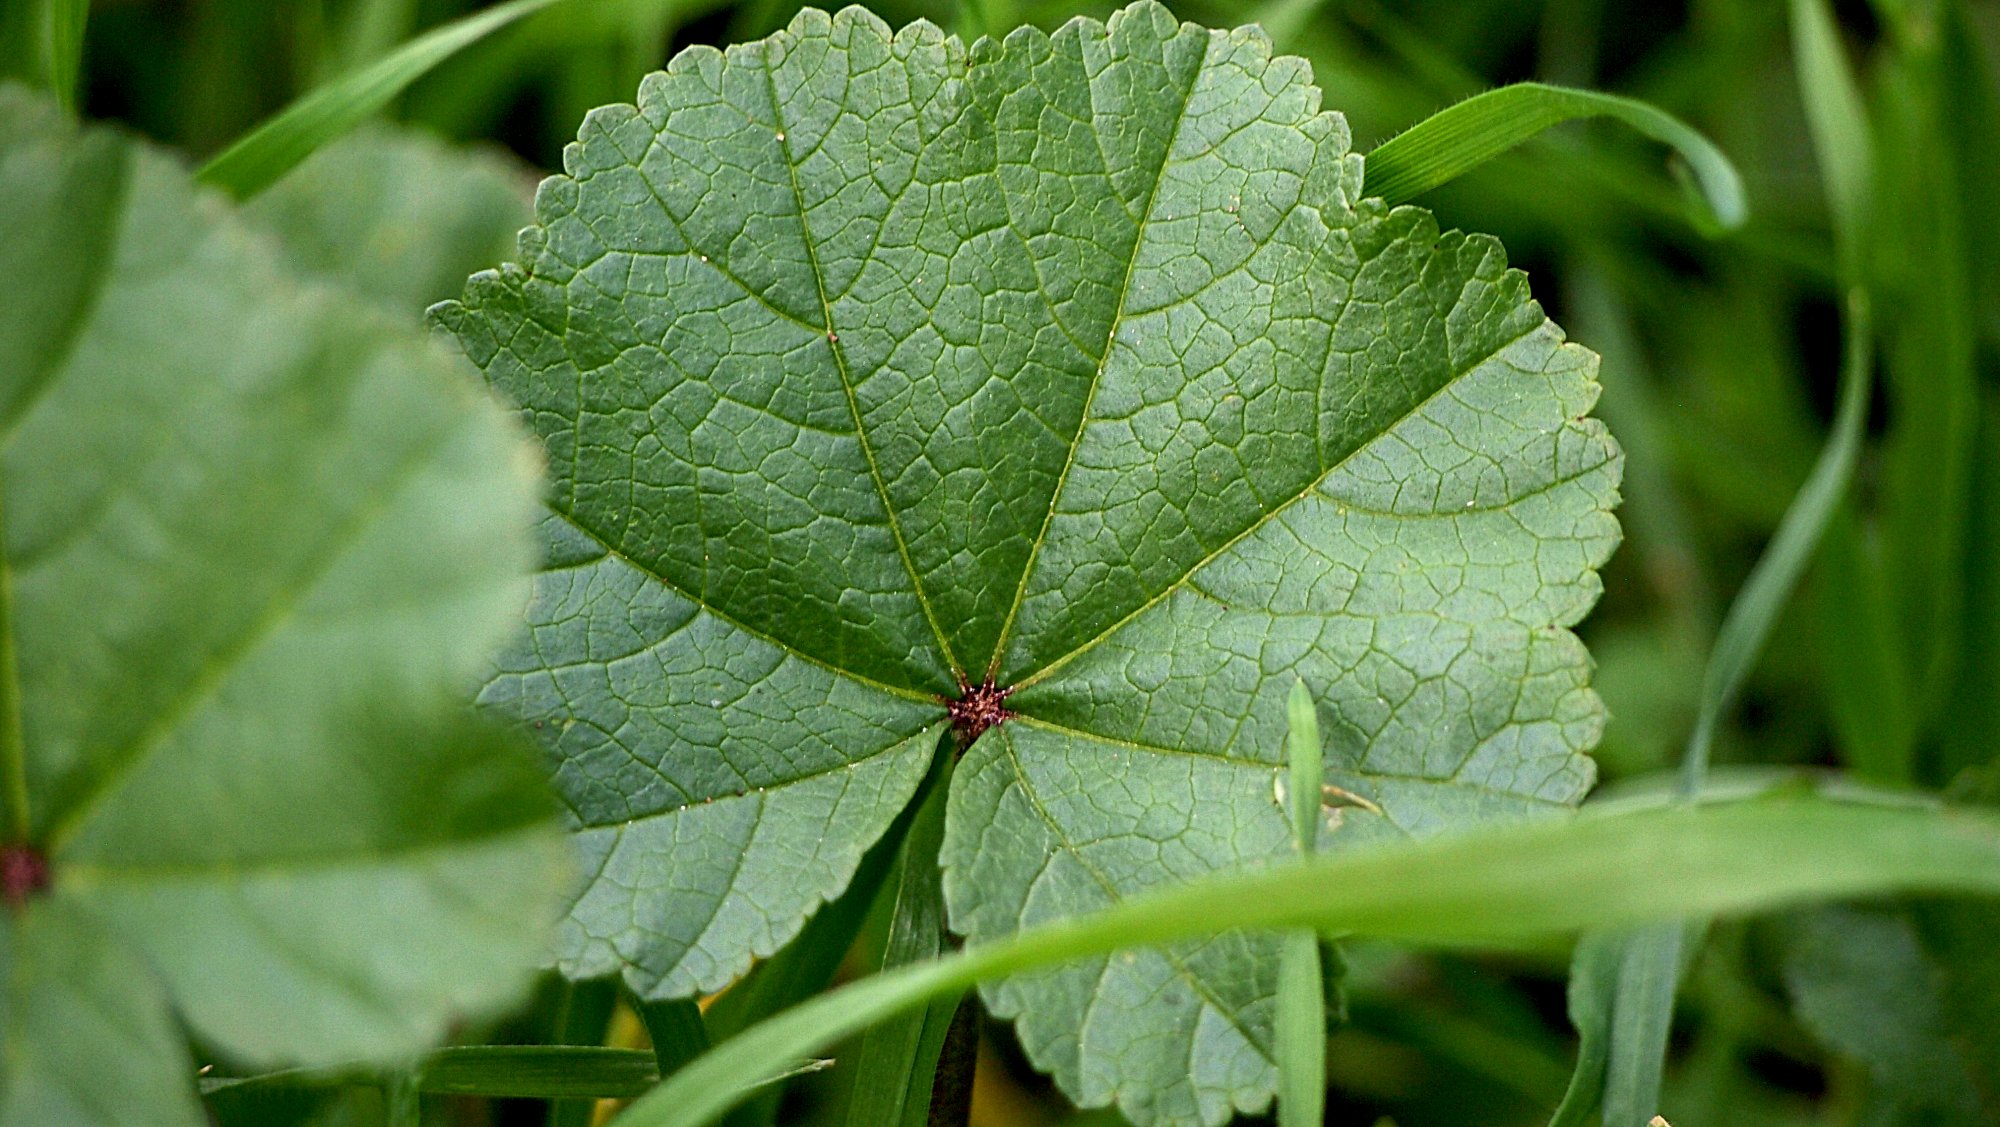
[438,4,1620,1123]
[0,87,569,1121]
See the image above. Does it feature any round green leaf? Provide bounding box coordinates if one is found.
[436,5,1620,1123]
[0,86,570,1118]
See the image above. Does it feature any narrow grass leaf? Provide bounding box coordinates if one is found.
[1276,681,1327,1127]
[1682,289,1872,788]
[196,0,563,199]
[384,1070,421,1127]
[1545,931,1623,1127]
[1581,274,1872,1127]
[1843,0,1977,766]
[1362,82,1746,232]
[200,1046,831,1102]
[1598,920,1700,1127]
[545,979,619,1127]
[702,735,954,1047]
[44,0,84,113]
[609,794,2000,1127]
[1275,932,1325,1127]
[423,1047,660,1100]
[0,0,87,111]
[1285,681,1324,853]
[1569,8,1880,1115]
[1788,0,1872,265]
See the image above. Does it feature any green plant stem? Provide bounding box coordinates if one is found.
[44,0,85,113]
[2,0,87,112]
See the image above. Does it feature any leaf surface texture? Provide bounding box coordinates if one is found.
[438,6,1621,1121]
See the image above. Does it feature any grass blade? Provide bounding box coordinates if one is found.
[704,734,956,1046]
[200,1045,832,1102]
[1574,274,1872,1127]
[1597,920,1699,1126]
[1276,932,1325,1127]
[1682,289,1872,790]
[1276,681,1326,1127]
[546,978,618,1127]
[1362,82,1746,232]
[1545,931,1622,1127]
[385,1069,421,1127]
[196,0,564,199]
[706,733,956,1127]
[1285,681,1324,853]
[1561,6,1881,1117]
[0,0,87,112]
[1788,0,1872,264]
[420,1047,662,1100]
[607,792,2000,1127]
[44,0,84,113]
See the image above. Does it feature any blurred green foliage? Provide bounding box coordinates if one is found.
[27,0,2000,1124]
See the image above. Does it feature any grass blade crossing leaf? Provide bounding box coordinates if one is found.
[196,0,562,199]
[610,793,2000,1127]
[1580,241,1871,1127]
[1284,682,1324,856]
[1363,82,1746,232]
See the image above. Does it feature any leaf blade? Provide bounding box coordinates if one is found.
[439,6,1623,1120]
[0,84,568,1108]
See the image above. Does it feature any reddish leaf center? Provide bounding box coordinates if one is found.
[1,843,48,908]
[948,680,1013,745]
